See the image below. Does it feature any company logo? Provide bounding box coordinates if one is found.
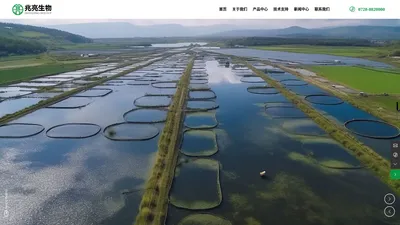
[349,6,356,12]
[12,4,24,15]
[12,4,52,15]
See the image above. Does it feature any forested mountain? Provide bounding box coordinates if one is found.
[49,22,400,40]
[0,36,46,56]
[0,22,92,56]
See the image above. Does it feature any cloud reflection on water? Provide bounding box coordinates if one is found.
[0,135,156,225]
[0,54,190,225]
[206,61,242,84]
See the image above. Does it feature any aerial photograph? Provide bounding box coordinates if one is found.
[0,19,399,225]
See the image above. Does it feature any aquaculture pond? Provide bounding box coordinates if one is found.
[287,84,328,96]
[211,48,392,67]
[0,98,42,117]
[0,54,191,225]
[0,90,32,98]
[180,130,218,156]
[184,112,218,129]
[189,90,216,100]
[260,64,400,159]
[166,57,400,225]
[25,92,62,99]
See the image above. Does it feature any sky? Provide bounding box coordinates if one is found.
[1,19,399,28]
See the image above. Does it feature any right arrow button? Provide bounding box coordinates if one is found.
[384,193,396,205]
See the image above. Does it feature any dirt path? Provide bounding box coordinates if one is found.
[289,66,358,95]
[0,63,44,70]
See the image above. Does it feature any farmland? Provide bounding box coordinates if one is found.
[308,66,400,94]
[0,64,85,84]
[252,45,391,57]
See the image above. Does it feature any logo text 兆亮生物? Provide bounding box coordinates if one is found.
[12,3,52,16]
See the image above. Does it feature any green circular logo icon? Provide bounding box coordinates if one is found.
[349,6,356,12]
[12,4,24,16]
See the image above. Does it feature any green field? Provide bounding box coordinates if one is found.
[0,64,85,84]
[308,66,400,94]
[0,54,44,62]
[252,45,390,57]
[0,53,108,68]
[365,95,400,111]
[0,54,55,69]
[60,43,120,50]
[0,51,115,84]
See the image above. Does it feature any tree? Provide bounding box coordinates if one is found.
[0,36,46,56]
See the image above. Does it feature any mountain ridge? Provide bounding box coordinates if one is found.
[47,22,400,39]
[47,22,240,38]
[0,22,92,44]
[212,25,400,39]
[0,22,92,55]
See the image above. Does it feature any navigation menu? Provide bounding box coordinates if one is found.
[294,7,309,11]
[391,141,400,180]
[273,7,289,11]
[3,0,397,20]
[232,7,248,11]
[217,4,388,15]
[314,7,331,11]
[253,7,268,11]
[392,141,400,169]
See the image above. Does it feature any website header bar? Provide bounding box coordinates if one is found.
[2,0,399,19]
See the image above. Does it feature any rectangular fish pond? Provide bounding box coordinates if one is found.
[0,55,192,225]
[165,56,400,225]
[260,64,400,160]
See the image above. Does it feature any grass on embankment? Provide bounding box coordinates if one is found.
[308,66,400,94]
[328,94,400,128]
[134,58,193,225]
[245,62,400,195]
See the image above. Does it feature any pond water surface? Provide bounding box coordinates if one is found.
[0,53,191,225]
[166,57,400,225]
[211,48,391,67]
